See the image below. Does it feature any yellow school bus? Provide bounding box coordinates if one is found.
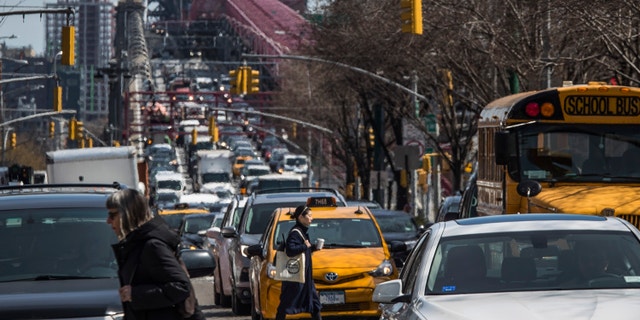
[473,82,640,228]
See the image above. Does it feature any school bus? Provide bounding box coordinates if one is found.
[472,82,640,228]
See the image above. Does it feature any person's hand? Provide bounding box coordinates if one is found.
[119,285,132,302]
[304,240,311,248]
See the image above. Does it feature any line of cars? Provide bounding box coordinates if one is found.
[205,187,419,319]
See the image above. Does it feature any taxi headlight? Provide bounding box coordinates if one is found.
[267,263,277,279]
[368,259,393,277]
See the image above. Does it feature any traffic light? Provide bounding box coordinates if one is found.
[10,132,16,149]
[399,169,408,188]
[208,116,219,143]
[292,123,297,139]
[53,86,62,112]
[229,68,246,95]
[401,0,423,35]
[422,154,432,173]
[76,121,84,139]
[368,127,375,148]
[69,117,77,140]
[248,68,260,94]
[49,121,55,139]
[87,137,93,148]
[61,26,75,66]
[212,125,219,143]
[191,128,198,145]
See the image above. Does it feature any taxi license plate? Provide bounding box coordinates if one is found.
[319,291,345,305]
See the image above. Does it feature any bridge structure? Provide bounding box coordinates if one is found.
[113,0,311,153]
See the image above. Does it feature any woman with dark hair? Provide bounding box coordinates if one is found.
[106,189,205,320]
[275,205,323,320]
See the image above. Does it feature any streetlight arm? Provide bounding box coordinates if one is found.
[241,53,431,104]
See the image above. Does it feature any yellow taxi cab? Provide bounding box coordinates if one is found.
[232,155,253,178]
[157,203,209,232]
[246,197,404,320]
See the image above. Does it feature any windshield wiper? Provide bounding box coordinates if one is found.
[3,275,103,282]
[324,243,367,248]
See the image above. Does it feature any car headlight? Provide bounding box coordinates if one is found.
[240,244,250,257]
[369,259,394,277]
[267,263,277,279]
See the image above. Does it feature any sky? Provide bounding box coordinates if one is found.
[0,0,49,55]
[0,0,331,57]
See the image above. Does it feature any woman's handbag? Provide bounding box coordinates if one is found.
[274,229,306,283]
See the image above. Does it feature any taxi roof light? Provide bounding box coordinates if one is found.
[306,196,337,207]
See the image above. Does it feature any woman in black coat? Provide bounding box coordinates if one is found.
[275,205,323,320]
[106,189,205,320]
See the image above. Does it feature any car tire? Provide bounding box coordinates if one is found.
[216,265,232,307]
[220,291,232,308]
[231,286,250,315]
[213,266,222,305]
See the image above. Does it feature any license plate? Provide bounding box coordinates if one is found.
[319,291,345,305]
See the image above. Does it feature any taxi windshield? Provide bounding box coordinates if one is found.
[273,218,382,249]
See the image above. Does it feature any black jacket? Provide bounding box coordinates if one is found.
[112,216,192,320]
[277,222,322,315]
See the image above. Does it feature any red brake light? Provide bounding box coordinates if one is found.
[525,102,540,117]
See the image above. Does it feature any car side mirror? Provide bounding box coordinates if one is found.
[221,226,238,238]
[180,249,215,278]
[246,244,264,258]
[388,240,407,253]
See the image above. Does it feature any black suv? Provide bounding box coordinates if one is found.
[0,183,215,319]
[220,188,347,315]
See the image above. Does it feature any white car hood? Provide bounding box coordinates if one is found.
[414,290,640,320]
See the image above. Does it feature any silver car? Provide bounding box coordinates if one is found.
[373,214,640,320]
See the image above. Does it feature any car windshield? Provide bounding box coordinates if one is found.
[0,208,119,282]
[202,172,230,183]
[182,216,215,234]
[375,215,417,233]
[160,213,188,230]
[426,230,640,295]
[157,180,182,190]
[272,218,382,249]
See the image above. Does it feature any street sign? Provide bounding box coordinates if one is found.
[425,114,437,134]
[394,145,421,170]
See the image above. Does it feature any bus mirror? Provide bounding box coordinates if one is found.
[516,180,542,198]
[495,132,509,165]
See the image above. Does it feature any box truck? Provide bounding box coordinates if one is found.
[46,146,145,192]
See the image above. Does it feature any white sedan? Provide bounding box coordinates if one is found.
[373,214,640,320]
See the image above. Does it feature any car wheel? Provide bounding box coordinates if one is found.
[220,290,231,308]
[231,286,250,315]
[213,268,221,305]
[251,297,263,320]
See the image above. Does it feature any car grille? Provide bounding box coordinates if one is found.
[315,273,365,285]
[321,302,369,312]
[618,214,640,229]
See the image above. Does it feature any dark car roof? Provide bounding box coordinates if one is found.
[370,208,412,217]
[250,189,347,205]
[0,191,114,210]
